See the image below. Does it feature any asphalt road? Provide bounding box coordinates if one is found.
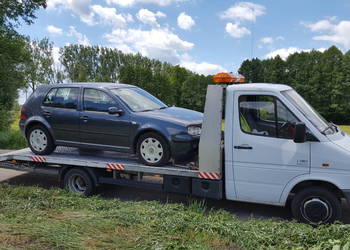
[1,150,350,223]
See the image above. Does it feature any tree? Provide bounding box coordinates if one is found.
[0,0,46,131]
[25,38,55,92]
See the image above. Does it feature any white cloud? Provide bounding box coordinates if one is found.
[106,0,187,7]
[180,60,226,75]
[260,37,273,44]
[104,27,193,63]
[220,2,266,22]
[265,47,326,60]
[303,19,350,50]
[91,5,127,27]
[69,26,90,45]
[47,0,95,25]
[47,25,63,36]
[177,12,195,30]
[225,22,250,38]
[136,8,165,27]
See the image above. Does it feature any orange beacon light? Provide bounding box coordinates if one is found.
[212,72,246,83]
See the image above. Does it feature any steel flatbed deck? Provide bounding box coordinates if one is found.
[0,147,200,178]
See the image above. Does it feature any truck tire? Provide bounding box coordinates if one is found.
[27,125,56,155]
[291,187,342,224]
[63,168,95,196]
[136,132,170,166]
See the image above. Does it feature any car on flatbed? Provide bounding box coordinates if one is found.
[19,83,203,166]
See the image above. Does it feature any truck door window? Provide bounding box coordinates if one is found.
[239,95,300,139]
[239,95,276,137]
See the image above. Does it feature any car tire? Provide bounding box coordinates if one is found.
[63,168,95,196]
[136,132,170,166]
[291,186,342,224]
[27,125,56,155]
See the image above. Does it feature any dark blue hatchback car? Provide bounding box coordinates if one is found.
[19,83,203,166]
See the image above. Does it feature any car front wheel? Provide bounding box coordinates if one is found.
[136,132,170,166]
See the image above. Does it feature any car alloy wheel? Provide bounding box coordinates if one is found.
[140,137,163,164]
[29,129,48,152]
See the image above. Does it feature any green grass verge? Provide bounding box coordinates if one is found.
[0,130,27,149]
[340,125,350,134]
[0,185,350,249]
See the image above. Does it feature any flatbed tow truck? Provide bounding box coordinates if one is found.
[2,73,350,224]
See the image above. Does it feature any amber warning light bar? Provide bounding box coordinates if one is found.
[212,72,246,84]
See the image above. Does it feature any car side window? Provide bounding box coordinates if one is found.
[43,88,57,106]
[83,88,117,112]
[43,87,79,109]
[239,95,300,139]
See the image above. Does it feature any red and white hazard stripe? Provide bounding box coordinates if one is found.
[198,172,220,180]
[31,156,47,162]
[106,163,125,170]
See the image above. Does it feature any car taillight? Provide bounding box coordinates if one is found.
[19,107,27,120]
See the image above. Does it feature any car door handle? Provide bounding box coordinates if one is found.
[43,111,51,117]
[80,116,88,122]
[234,145,253,150]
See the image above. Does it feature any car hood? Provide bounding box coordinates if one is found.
[138,107,203,126]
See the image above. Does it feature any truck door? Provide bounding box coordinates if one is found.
[232,93,310,204]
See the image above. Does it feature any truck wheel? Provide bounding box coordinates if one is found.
[63,168,95,196]
[136,132,170,166]
[27,125,56,155]
[291,187,342,224]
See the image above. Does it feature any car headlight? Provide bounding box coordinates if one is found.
[187,125,201,136]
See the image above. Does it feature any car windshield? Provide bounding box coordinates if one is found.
[282,89,334,134]
[111,87,167,112]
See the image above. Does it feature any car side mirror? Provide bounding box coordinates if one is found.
[294,122,306,143]
[108,107,124,116]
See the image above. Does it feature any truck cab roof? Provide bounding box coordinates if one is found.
[228,83,292,93]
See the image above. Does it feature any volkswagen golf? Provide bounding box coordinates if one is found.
[19,83,203,166]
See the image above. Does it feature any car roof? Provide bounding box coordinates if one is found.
[228,83,292,93]
[39,82,135,90]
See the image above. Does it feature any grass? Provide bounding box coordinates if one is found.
[340,125,350,134]
[0,185,350,249]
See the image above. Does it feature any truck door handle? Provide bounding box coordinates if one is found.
[234,145,253,150]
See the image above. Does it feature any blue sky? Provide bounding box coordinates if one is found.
[17,0,350,75]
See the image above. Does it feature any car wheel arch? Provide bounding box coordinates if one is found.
[25,120,51,137]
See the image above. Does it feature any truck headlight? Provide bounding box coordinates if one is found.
[187,126,201,136]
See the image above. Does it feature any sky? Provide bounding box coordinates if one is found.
[17,0,350,76]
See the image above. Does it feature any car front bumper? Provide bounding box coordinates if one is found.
[170,134,199,163]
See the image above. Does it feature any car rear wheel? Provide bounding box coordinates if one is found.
[136,132,170,166]
[27,125,56,155]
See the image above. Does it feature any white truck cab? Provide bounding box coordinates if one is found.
[199,76,350,224]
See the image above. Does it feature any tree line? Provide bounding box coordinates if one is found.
[239,47,350,124]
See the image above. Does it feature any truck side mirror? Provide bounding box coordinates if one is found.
[294,122,306,143]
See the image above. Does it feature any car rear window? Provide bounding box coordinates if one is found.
[43,87,79,109]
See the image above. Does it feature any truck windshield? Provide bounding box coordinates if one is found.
[282,89,334,134]
[111,87,167,112]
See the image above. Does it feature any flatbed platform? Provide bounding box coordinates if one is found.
[0,147,200,178]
